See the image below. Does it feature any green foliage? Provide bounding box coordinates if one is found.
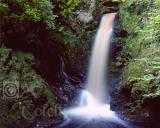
[156,0,160,5]
[118,0,160,57]
[112,0,130,2]
[118,0,160,119]
[32,0,57,29]
[23,3,41,22]
[119,9,139,33]
[1,0,56,29]
[58,0,79,16]
[112,0,134,6]
[61,25,93,63]
[0,47,57,127]
[0,2,8,13]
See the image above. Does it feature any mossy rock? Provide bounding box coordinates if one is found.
[122,43,160,120]
[0,47,58,128]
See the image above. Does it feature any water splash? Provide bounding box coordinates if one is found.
[62,90,118,120]
[59,90,129,128]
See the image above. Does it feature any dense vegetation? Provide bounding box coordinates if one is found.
[0,0,160,127]
[118,0,160,121]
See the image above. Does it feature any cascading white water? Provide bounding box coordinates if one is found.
[59,13,129,128]
[85,13,116,104]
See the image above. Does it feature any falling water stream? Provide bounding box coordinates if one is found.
[86,13,116,104]
[56,13,130,128]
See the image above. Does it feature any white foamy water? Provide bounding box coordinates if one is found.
[58,13,129,128]
[62,90,118,120]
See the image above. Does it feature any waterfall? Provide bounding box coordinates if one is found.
[58,13,129,128]
[62,13,118,115]
[86,13,116,104]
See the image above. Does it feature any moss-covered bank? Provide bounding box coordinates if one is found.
[113,0,160,123]
[0,47,59,128]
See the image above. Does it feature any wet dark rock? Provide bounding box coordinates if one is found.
[109,76,160,128]
[115,29,128,37]
[110,77,130,115]
[143,96,160,122]
[102,1,119,12]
